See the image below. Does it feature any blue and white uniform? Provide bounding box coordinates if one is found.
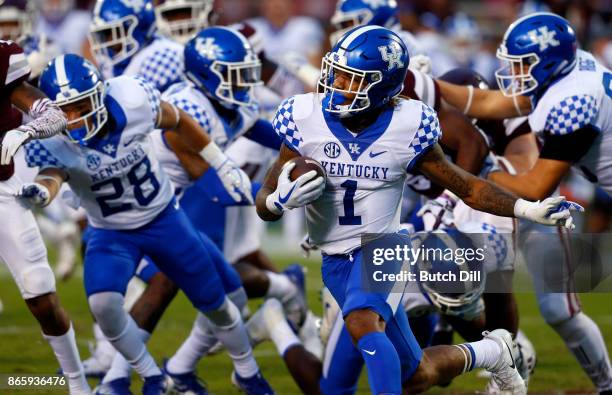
[101,35,185,94]
[273,92,442,387]
[25,75,229,311]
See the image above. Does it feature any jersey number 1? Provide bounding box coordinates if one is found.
[339,179,362,225]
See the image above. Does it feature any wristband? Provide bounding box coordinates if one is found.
[199,142,226,169]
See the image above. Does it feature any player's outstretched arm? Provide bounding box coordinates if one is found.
[415,144,582,228]
[157,101,253,203]
[1,82,67,165]
[15,168,67,209]
[436,80,532,119]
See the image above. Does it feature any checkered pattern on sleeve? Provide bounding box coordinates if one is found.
[482,223,508,267]
[134,76,162,126]
[272,97,302,151]
[545,95,598,135]
[138,46,184,93]
[408,104,441,158]
[24,141,63,169]
[167,97,211,133]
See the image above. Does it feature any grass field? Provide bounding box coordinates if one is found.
[0,252,611,394]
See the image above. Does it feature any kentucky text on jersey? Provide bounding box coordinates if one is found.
[320,160,390,180]
[90,145,146,183]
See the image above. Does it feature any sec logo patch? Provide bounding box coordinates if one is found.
[324,142,341,158]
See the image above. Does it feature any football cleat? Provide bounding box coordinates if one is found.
[142,374,170,395]
[231,371,274,395]
[82,343,114,379]
[163,360,209,395]
[483,329,527,395]
[93,377,132,395]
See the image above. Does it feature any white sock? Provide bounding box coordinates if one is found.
[43,324,90,394]
[167,313,218,374]
[93,323,116,362]
[103,328,151,383]
[554,313,612,391]
[265,271,297,303]
[455,338,501,372]
[269,316,301,356]
[107,316,159,379]
[209,302,259,378]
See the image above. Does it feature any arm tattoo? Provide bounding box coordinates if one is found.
[417,144,517,217]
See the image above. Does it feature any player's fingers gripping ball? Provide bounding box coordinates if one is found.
[267,157,327,214]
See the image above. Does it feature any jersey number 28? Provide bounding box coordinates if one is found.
[91,157,161,217]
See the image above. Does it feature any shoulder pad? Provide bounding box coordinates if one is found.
[545,95,598,135]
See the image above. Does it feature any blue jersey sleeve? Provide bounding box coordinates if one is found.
[272,96,303,153]
[545,94,598,136]
[24,140,64,169]
[245,119,282,150]
[406,104,442,170]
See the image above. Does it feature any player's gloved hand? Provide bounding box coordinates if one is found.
[409,54,433,75]
[15,182,51,208]
[514,196,584,230]
[266,161,325,215]
[299,233,319,258]
[417,191,459,230]
[1,129,32,165]
[200,142,253,204]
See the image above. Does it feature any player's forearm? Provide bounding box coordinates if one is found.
[488,171,554,201]
[35,171,65,203]
[460,175,518,217]
[256,186,282,221]
[437,81,530,119]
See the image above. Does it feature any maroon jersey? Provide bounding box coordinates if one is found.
[477,117,531,156]
[402,69,441,111]
[0,40,31,181]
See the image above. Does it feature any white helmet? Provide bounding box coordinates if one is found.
[155,0,213,44]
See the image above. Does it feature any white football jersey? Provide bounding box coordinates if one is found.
[102,36,185,94]
[25,76,174,230]
[529,50,612,193]
[34,11,91,55]
[273,93,441,255]
[151,81,260,191]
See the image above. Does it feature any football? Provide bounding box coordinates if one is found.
[287,156,327,182]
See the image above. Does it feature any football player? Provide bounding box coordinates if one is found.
[25,54,272,394]
[154,0,214,45]
[0,40,90,394]
[256,25,581,394]
[88,0,183,93]
[436,13,612,392]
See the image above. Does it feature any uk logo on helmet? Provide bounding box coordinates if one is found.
[378,42,404,71]
[527,26,560,51]
[195,37,221,60]
[363,0,387,8]
[120,0,145,12]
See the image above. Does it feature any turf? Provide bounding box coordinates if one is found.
[0,253,610,394]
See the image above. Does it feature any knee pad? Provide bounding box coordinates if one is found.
[20,264,56,297]
[204,297,241,328]
[88,292,127,337]
[537,293,578,326]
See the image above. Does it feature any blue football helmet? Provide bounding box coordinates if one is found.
[39,54,108,144]
[89,0,156,70]
[319,25,408,117]
[330,0,399,45]
[184,27,262,108]
[155,0,214,45]
[495,12,577,97]
[411,229,486,319]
